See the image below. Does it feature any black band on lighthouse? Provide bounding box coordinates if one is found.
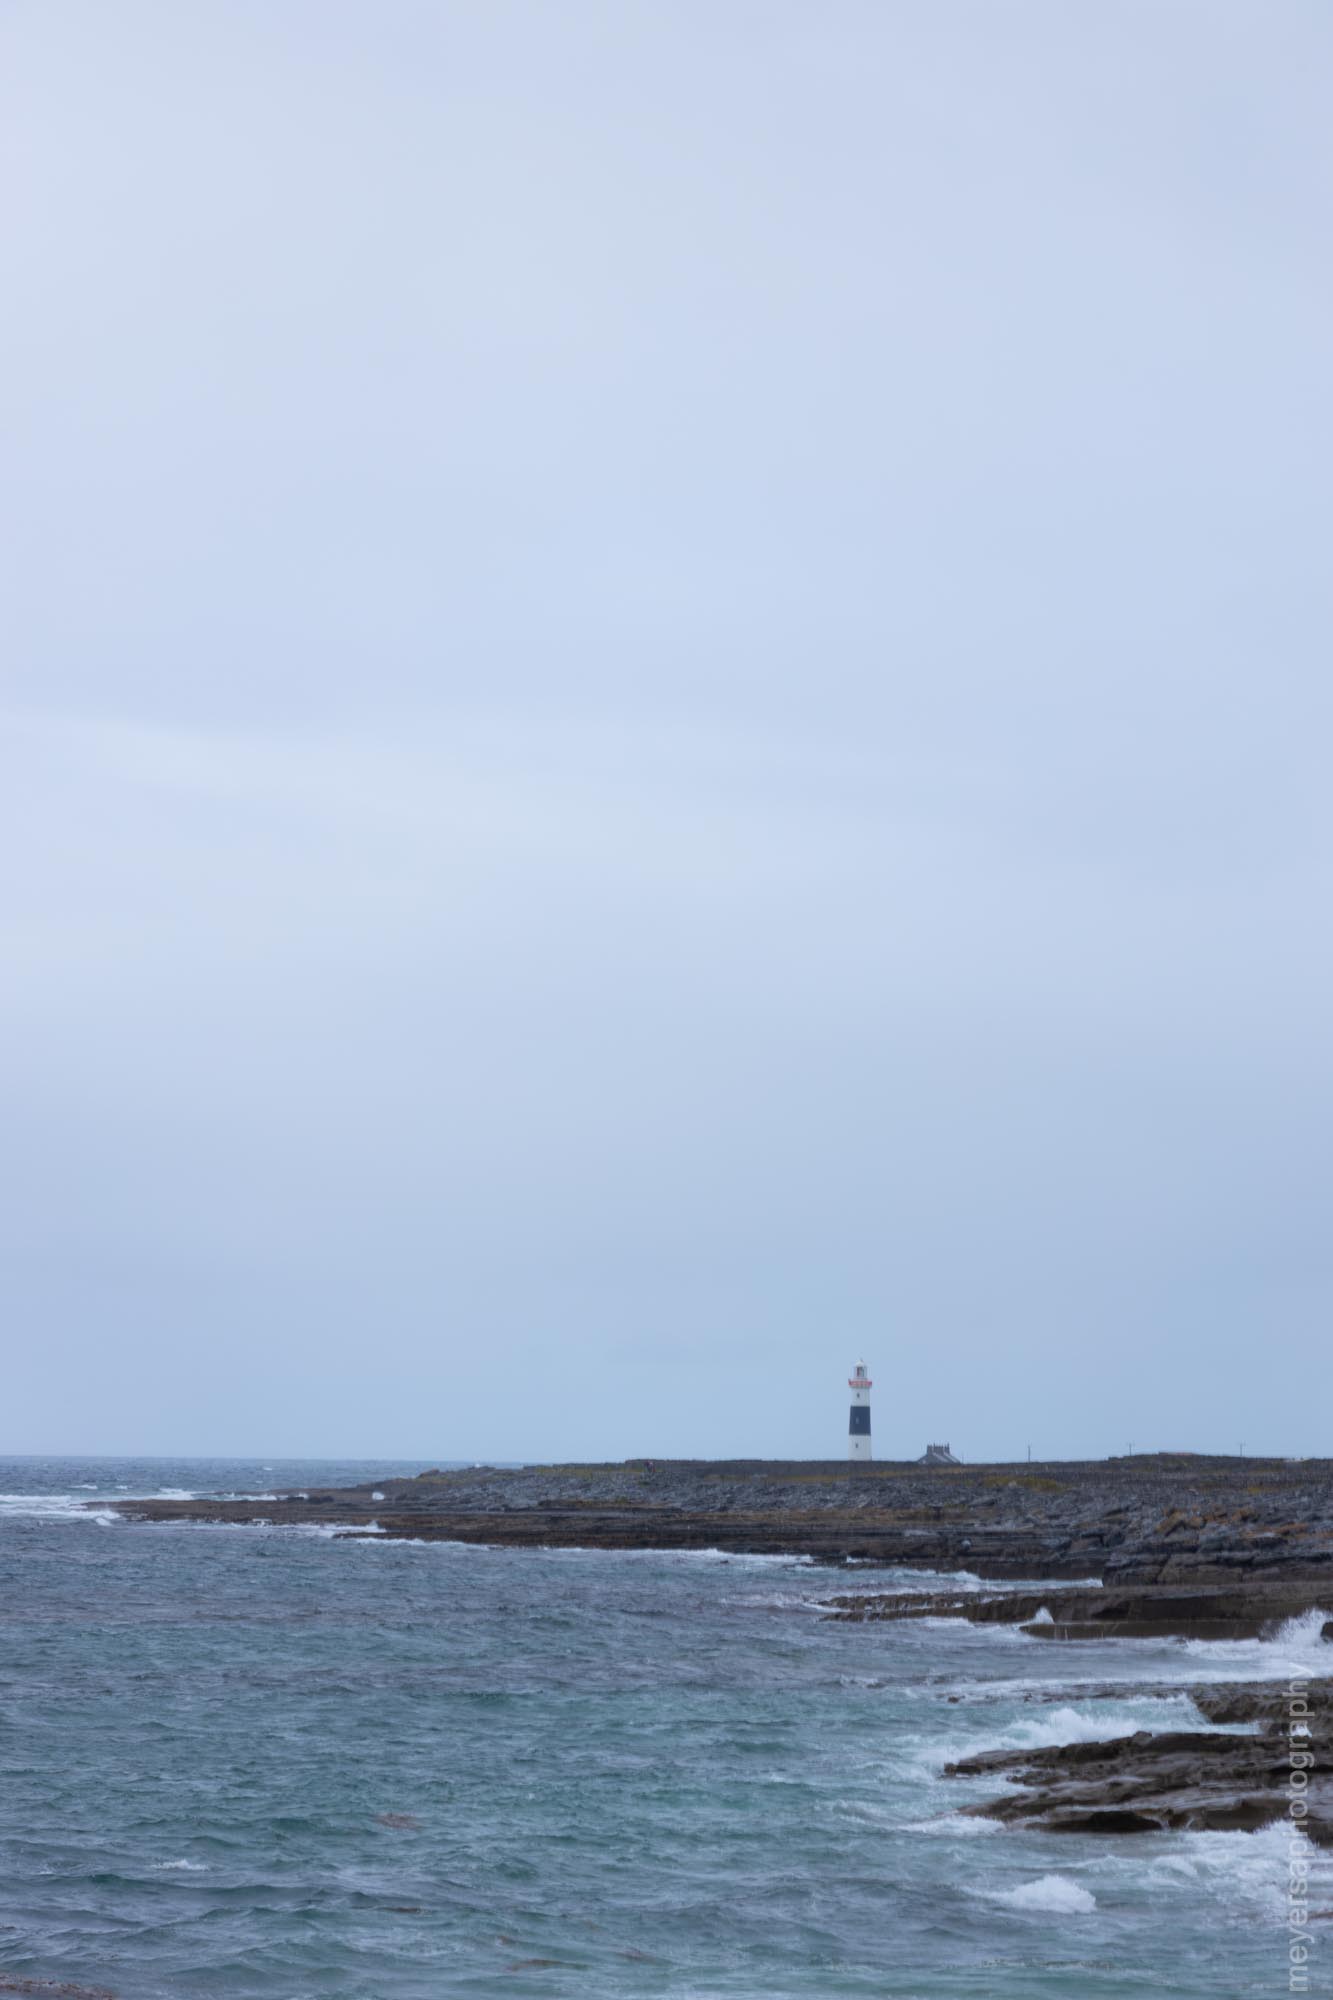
[849,1406,870,1435]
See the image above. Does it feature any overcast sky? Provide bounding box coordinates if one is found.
[3,2,1330,1463]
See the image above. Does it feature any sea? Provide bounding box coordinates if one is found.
[2,1456,1329,1999]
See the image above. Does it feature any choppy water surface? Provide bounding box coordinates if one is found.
[1,1457,1327,1997]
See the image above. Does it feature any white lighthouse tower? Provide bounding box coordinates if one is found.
[848,1360,872,1461]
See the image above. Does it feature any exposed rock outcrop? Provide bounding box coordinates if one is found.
[103,1453,1333,1594]
[945,1680,1333,1843]
[828,1581,1332,1641]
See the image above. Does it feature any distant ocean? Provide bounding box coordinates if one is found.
[1,1456,1327,1998]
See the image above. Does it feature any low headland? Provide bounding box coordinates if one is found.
[108,1453,1333,1844]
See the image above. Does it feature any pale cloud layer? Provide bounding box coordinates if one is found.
[3,3,1330,1459]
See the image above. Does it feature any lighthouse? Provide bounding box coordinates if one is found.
[848,1360,872,1461]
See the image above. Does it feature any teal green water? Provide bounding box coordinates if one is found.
[2,1459,1327,1997]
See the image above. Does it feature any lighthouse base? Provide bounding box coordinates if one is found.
[848,1436,872,1462]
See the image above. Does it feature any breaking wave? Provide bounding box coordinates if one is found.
[980,1874,1097,1914]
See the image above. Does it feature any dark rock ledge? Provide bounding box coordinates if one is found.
[826,1581,1329,1641]
[943,1680,1333,1843]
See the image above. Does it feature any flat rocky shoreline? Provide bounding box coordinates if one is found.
[105,1451,1333,1582]
[108,1454,1333,1845]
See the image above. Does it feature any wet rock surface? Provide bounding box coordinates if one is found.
[826,1580,1333,1640]
[944,1680,1333,1843]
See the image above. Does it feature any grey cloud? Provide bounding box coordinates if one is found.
[2,2,1330,1458]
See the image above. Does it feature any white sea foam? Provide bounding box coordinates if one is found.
[148,1514,376,1539]
[529,1544,816,1568]
[284,1519,386,1540]
[952,1670,1176,1700]
[736,1591,835,1614]
[914,1615,1030,1639]
[866,1567,984,1594]
[861,1568,1103,1597]
[0,1493,121,1526]
[156,1487,195,1498]
[1181,1606,1332,1680]
[980,1874,1096,1914]
[353,1535,493,1551]
[899,1811,1005,1837]
[413,1536,510,1549]
[154,1858,206,1872]
[656,1547,815,1567]
[964,1605,1333,1689]
[1089,1821,1321,1925]
[911,1695,1213,1783]
[983,1698,1199,1751]
[687,1548,816,1567]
